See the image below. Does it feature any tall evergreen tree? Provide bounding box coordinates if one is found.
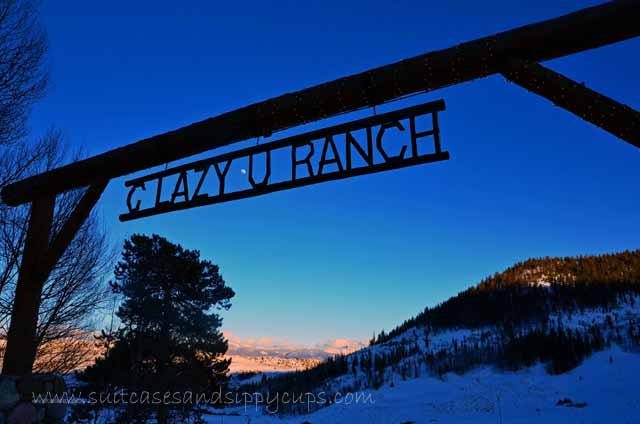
[80,234,235,423]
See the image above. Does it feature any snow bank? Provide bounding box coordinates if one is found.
[209,347,640,423]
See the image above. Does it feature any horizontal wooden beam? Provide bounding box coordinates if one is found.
[3,1,640,206]
[501,58,640,148]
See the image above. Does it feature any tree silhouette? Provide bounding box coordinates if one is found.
[80,234,235,423]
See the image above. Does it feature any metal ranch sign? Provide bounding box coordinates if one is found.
[120,100,448,221]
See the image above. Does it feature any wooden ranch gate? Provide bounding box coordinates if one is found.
[1,1,639,375]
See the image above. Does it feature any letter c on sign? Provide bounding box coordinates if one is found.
[126,182,146,212]
[376,120,407,163]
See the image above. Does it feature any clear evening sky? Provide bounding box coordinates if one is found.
[29,1,639,345]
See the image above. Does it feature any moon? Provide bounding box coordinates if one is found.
[240,168,247,175]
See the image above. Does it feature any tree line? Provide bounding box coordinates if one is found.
[371,249,640,345]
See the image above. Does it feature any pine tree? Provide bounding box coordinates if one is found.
[81,234,235,423]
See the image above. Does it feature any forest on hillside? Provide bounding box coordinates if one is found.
[372,249,640,344]
[243,250,640,414]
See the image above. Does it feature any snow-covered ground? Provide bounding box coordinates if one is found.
[208,346,640,424]
[66,300,640,423]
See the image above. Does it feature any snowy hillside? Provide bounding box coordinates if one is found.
[214,347,640,423]
[227,251,640,422]
[216,298,640,423]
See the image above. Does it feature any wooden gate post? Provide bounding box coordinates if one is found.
[2,196,54,376]
[2,181,108,376]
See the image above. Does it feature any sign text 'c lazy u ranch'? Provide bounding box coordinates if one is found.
[120,100,448,221]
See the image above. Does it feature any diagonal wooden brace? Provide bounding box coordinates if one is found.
[1,180,108,376]
[46,180,109,273]
[501,58,640,149]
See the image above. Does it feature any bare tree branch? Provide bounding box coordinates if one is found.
[0,0,48,146]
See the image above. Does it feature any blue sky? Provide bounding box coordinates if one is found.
[30,0,640,345]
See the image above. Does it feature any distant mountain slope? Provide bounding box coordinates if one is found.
[243,249,640,416]
[224,333,365,373]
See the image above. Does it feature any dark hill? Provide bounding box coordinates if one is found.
[371,249,640,345]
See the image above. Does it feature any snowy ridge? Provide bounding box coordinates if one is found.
[229,295,640,422]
